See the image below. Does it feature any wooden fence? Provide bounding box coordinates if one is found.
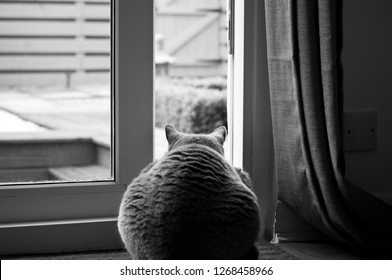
[0,0,111,87]
[156,0,227,76]
[0,0,227,87]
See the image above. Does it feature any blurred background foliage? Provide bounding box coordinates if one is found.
[155,77,227,134]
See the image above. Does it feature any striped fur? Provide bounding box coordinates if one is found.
[118,125,260,259]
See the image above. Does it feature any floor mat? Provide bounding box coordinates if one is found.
[4,240,298,260]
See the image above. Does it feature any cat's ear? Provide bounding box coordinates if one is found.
[165,124,180,144]
[211,126,227,145]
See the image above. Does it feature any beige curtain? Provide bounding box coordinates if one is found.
[265,0,392,254]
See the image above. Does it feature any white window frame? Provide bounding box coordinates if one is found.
[0,0,154,256]
[0,0,277,256]
[231,0,277,241]
[234,0,317,242]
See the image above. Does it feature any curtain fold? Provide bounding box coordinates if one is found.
[265,0,392,253]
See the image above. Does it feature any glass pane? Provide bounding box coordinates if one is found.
[154,0,228,159]
[0,0,112,184]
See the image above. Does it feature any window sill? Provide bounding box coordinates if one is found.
[0,181,125,223]
[0,217,123,256]
[0,181,125,256]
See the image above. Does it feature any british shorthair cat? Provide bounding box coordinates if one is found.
[118,125,260,259]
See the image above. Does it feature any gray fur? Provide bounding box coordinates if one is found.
[118,125,260,259]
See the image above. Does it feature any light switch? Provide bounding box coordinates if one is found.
[343,111,377,152]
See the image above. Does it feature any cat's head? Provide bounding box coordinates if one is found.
[165,125,227,156]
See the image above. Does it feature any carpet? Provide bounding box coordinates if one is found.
[4,240,298,260]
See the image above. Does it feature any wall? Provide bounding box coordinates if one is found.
[342,0,392,202]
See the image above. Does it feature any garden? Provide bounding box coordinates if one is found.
[155,76,227,134]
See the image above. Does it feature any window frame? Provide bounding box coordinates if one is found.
[233,0,277,241]
[0,0,277,256]
[0,0,154,256]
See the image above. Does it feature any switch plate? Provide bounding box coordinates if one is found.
[343,111,377,152]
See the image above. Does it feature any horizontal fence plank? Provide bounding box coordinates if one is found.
[160,0,222,10]
[0,56,109,71]
[71,72,110,84]
[0,56,78,71]
[156,7,206,16]
[0,21,110,37]
[0,38,110,54]
[0,0,110,3]
[0,72,109,87]
[81,56,110,69]
[0,73,66,87]
[0,3,110,20]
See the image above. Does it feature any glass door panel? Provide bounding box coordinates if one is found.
[0,0,112,184]
[154,0,228,159]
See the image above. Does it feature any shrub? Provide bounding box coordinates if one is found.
[169,76,227,91]
[155,77,227,134]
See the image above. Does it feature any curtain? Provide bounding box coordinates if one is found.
[265,0,392,253]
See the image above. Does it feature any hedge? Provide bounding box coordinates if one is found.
[155,77,227,134]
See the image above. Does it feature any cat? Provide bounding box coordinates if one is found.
[118,125,260,259]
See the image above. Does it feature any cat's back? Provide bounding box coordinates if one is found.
[156,143,238,186]
[119,143,259,260]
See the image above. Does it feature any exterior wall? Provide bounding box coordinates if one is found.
[342,0,392,204]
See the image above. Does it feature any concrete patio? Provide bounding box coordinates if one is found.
[0,85,168,183]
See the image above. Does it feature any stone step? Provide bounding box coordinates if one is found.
[49,164,111,181]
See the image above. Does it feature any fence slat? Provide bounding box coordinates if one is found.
[0,39,110,54]
[82,5,111,19]
[0,56,79,71]
[157,7,205,16]
[0,21,110,37]
[0,4,78,20]
[2,0,110,3]
[0,56,109,72]
[83,22,110,37]
[0,0,111,87]
[82,56,110,69]
[161,0,221,10]
[0,73,66,87]
[0,3,110,20]
[0,73,110,87]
